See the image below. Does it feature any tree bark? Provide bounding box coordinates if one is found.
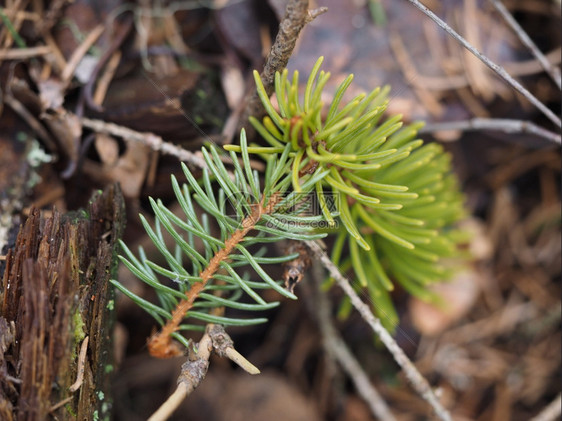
[0,184,125,420]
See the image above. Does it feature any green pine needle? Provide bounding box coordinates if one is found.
[115,57,469,343]
[247,57,469,329]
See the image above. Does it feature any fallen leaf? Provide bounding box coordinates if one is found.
[41,109,82,168]
[94,134,120,167]
[82,140,150,200]
[409,269,480,336]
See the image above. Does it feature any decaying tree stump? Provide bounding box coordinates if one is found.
[0,184,125,420]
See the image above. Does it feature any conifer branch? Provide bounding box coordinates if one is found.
[148,193,282,358]
[234,57,469,329]
[113,131,327,357]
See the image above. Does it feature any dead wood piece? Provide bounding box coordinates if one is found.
[0,184,125,420]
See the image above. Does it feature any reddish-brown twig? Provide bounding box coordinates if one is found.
[148,194,280,358]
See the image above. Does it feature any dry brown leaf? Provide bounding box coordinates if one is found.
[461,217,494,261]
[409,269,480,336]
[36,78,65,111]
[220,65,245,110]
[94,134,120,167]
[41,109,82,168]
[82,141,150,200]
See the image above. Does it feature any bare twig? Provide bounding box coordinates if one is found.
[81,14,134,113]
[0,45,51,59]
[529,393,562,421]
[4,93,58,153]
[80,117,208,169]
[93,50,122,105]
[260,1,320,97]
[419,118,561,145]
[42,31,67,72]
[310,261,396,420]
[61,25,105,84]
[207,323,260,374]
[49,396,73,413]
[148,332,212,421]
[304,240,452,421]
[224,347,260,374]
[397,47,561,91]
[404,0,562,129]
[240,0,327,134]
[0,8,39,22]
[489,0,561,89]
[148,324,258,421]
[80,117,265,173]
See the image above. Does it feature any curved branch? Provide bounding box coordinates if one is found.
[419,118,561,145]
[490,0,561,89]
[240,0,327,135]
[405,0,562,129]
[304,240,453,421]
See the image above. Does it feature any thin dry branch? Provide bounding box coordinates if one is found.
[419,118,561,145]
[80,117,207,168]
[304,240,452,421]
[224,347,260,374]
[0,8,39,22]
[489,0,561,89]
[310,262,396,420]
[81,117,265,174]
[82,14,133,113]
[148,332,212,421]
[240,0,327,134]
[4,93,58,153]
[529,393,562,421]
[61,25,105,84]
[49,397,73,413]
[260,2,327,97]
[148,324,258,421]
[0,45,51,59]
[148,382,192,421]
[93,50,122,105]
[405,0,562,129]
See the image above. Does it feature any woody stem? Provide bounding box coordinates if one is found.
[148,194,279,358]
